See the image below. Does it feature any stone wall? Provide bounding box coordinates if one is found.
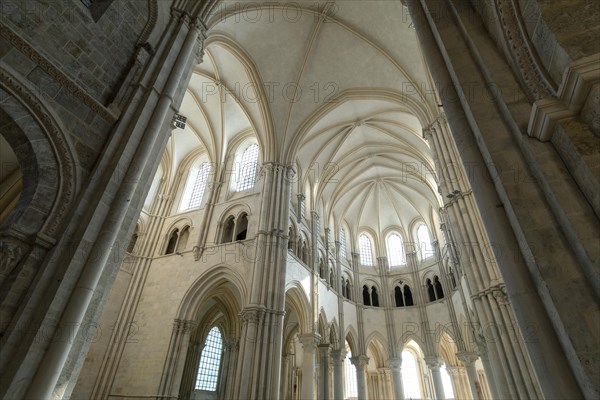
[1,0,150,105]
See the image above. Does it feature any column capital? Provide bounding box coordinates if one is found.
[350,355,370,369]
[299,333,321,351]
[330,349,348,364]
[318,343,331,357]
[173,318,197,333]
[239,305,266,325]
[223,337,239,351]
[261,161,296,180]
[456,351,479,366]
[387,357,403,369]
[424,356,443,370]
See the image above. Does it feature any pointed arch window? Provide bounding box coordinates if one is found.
[221,216,235,244]
[342,278,351,300]
[195,326,223,391]
[165,229,179,255]
[401,350,423,399]
[358,234,374,266]
[344,342,358,398]
[434,276,445,299]
[176,226,190,252]
[235,213,249,241]
[395,282,414,307]
[371,286,379,307]
[362,285,371,306]
[387,233,406,266]
[417,223,434,260]
[339,227,347,258]
[181,162,212,211]
[395,286,404,307]
[236,143,259,192]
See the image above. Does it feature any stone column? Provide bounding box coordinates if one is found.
[331,349,347,400]
[179,341,204,400]
[426,358,445,400]
[351,355,370,400]
[220,338,238,400]
[19,11,205,400]
[233,163,294,399]
[300,334,320,400]
[457,352,482,400]
[388,357,405,400]
[318,344,331,399]
[281,353,292,400]
[157,319,198,397]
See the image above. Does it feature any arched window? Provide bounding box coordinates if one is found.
[371,286,379,307]
[362,285,371,306]
[395,286,404,307]
[180,161,212,211]
[342,278,347,298]
[235,213,248,241]
[359,234,374,266]
[401,350,423,399]
[417,223,434,260]
[165,229,179,255]
[236,143,259,192]
[344,342,358,398]
[449,266,457,288]
[426,278,436,302]
[301,240,309,264]
[339,227,347,258]
[404,285,414,306]
[345,279,351,300]
[319,257,325,279]
[288,226,295,251]
[387,233,406,266]
[441,364,456,399]
[221,216,235,244]
[434,276,445,299]
[176,226,190,252]
[329,268,335,287]
[395,282,414,307]
[195,327,223,391]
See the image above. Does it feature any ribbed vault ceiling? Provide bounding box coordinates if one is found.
[166,0,442,238]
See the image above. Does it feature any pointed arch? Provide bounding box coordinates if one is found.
[176,265,248,321]
[284,282,311,334]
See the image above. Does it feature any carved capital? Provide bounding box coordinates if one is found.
[387,356,403,370]
[350,355,370,369]
[456,351,479,366]
[240,306,265,325]
[424,356,443,370]
[299,333,321,351]
[330,349,347,364]
[173,318,196,333]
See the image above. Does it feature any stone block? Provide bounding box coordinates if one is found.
[27,66,61,99]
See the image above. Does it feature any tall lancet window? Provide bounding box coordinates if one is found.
[387,233,406,266]
[236,143,259,191]
[417,223,434,260]
[195,327,223,391]
[358,234,374,266]
[344,342,358,398]
[181,161,212,211]
[339,227,347,258]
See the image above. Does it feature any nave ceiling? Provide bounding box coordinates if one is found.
[160,0,443,240]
